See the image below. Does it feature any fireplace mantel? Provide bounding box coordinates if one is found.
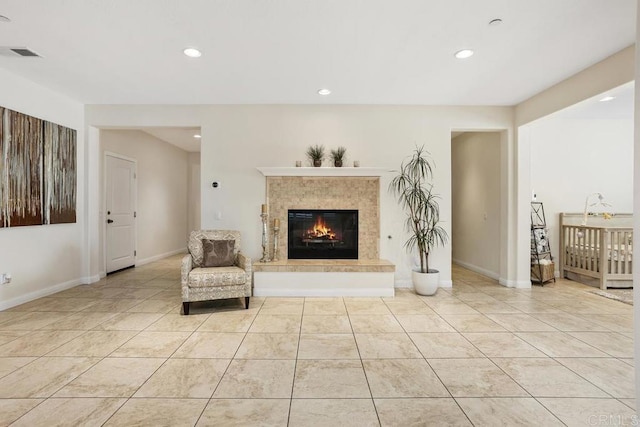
[257,167,391,177]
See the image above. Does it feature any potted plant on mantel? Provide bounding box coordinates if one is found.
[330,146,347,167]
[306,144,325,167]
[390,145,448,295]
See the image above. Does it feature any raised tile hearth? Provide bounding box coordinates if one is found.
[253,260,396,297]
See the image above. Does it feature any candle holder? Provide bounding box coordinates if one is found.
[260,212,271,263]
[272,221,280,262]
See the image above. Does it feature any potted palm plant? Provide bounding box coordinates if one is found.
[306,144,325,167]
[389,145,448,295]
[330,146,347,167]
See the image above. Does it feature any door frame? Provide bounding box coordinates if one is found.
[450,128,513,287]
[103,151,138,274]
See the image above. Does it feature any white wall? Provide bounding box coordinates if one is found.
[514,46,635,288]
[0,68,86,310]
[100,130,189,266]
[199,105,514,287]
[529,117,633,266]
[188,152,201,234]
[451,132,501,278]
[86,104,515,287]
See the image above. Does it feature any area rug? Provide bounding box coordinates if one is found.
[590,289,634,305]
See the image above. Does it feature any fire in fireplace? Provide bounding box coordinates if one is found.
[288,209,358,259]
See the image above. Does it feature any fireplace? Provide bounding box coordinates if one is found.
[288,209,358,259]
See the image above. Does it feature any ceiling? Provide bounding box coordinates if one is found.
[551,81,635,120]
[142,128,201,152]
[0,0,635,105]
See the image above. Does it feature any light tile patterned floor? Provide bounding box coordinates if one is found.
[0,257,636,426]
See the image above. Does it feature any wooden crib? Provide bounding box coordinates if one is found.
[559,213,633,289]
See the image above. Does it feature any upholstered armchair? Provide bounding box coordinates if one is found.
[181,230,252,315]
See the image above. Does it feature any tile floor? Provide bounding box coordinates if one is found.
[0,257,636,426]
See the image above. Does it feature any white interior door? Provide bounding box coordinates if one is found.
[106,154,136,273]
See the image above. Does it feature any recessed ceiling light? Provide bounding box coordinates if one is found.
[318,88,331,96]
[193,134,201,139]
[599,96,615,102]
[183,48,202,58]
[489,18,502,26]
[0,15,10,23]
[454,49,474,59]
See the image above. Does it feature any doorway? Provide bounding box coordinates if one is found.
[451,131,502,280]
[105,153,137,273]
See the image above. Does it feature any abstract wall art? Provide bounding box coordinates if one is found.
[0,107,4,228]
[44,121,76,224]
[0,107,76,228]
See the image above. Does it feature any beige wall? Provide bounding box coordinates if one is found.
[198,105,514,286]
[516,46,634,126]
[188,152,201,235]
[100,130,189,266]
[514,45,635,287]
[451,132,501,278]
[0,68,86,310]
[529,116,633,266]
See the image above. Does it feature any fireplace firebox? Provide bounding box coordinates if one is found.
[288,209,358,259]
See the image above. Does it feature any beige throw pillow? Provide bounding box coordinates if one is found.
[202,239,235,267]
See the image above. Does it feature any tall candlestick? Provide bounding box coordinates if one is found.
[261,204,268,214]
[273,219,280,262]
[260,211,271,263]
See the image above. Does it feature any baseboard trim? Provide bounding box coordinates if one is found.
[83,274,102,284]
[0,278,83,311]
[498,277,532,288]
[394,278,452,289]
[135,247,187,267]
[394,279,413,288]
[452,259,500,280]
[439,279,453,288]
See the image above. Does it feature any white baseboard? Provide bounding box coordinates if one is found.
[82,274,102,284]
[0,278,84,311]
[136,247,187,267]
[394,279,412,288]
[453,259,500,280]
[499,278,532,288]
[395,278,452,289]
[439,279,453,288]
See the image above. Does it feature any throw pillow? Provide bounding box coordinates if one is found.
[202,239,235,267]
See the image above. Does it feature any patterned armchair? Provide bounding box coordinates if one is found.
[181,230,252,315]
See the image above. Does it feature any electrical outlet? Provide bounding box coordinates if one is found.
[0,273,10,285]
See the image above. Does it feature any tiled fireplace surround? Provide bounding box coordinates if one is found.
[267,176,380,260]
[253,169,395,297]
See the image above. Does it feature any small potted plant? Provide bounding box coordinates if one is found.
[389,145,448,295]
[330,147,347,167]
[306,144,325,167]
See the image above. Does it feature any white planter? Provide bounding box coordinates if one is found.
[412,269,439,296]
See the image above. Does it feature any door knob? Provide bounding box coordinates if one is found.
[107,219,114,224]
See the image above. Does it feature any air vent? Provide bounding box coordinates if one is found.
[0,47,42,57]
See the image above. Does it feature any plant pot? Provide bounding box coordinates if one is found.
[313,159,322,167]
[334,160,343,167]
[412,269,439,296]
